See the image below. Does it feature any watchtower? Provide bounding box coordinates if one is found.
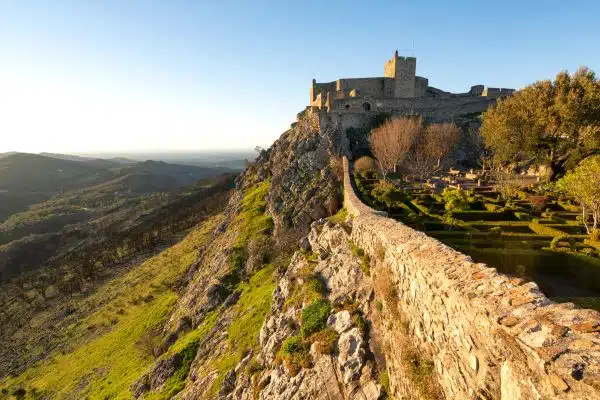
[384,50,417,98]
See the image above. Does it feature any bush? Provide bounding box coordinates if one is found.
[327,207,348,224]
[550,235,576,251]
[371,180,404,208]
[354,312,367,335]
[301,299,331,338]
[278,335,311,376]
[354,156,377,177]
[484,203,499,212]
[247,360,264,375]
[349,241,370,275]
[515,212,531,221]
[488,226,503,239]
[441,187,469,212]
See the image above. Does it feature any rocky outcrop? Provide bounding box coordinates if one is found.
[231,221,384,400]
[245,109,345,237]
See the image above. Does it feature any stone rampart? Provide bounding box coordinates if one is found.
[343,156,600,399]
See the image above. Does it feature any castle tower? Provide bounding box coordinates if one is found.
[384,50,417,98]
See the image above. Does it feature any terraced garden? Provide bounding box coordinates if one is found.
[353,169,600,310]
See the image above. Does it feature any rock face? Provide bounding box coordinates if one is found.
[245,109,345,238]
[231,221,383,400]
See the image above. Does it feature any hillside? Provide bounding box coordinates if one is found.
[2,108,600,400]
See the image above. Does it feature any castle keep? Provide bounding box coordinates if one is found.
[309,50,514,129]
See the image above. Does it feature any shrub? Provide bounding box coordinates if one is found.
[247,360,264,375]
[528,195,549,211]
[310,328,339,355]
[284,273,325,310]
[550,235,576,251]
[441,187,469,212]
[484,203,499,212]
[348,241,365,258]
[353,312,367,335]
[301,299,331,338]
[404,350,436,398]
[354,156,377,177]
[371,180,404,208]
[327,207,348,224]
[488,226,503,239]
[278,335,311,376]
[515,212,531,221]
[494,172,523,200]
[136,327,164,359]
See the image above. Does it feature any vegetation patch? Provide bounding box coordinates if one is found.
[277,335,312,377]
[403,349,437,400]
[310,328,339,355]
[300,299,332,338]
[0,215,222,399]
[348,240,371,275]
[284,265,326,310]
[234,180,273,247]
[204,265,276,396]
[327,207,348,224]
[145,312,219,400]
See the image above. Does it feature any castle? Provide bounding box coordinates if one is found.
[309,50,514,128]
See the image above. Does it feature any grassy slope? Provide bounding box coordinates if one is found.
[1,214,224,400]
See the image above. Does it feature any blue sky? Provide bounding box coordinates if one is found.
[1,0,598,152]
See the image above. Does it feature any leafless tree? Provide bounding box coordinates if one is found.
[406,122,461,180]
[369,117,422,179]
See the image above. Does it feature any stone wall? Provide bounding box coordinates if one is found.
[343,157,600,399]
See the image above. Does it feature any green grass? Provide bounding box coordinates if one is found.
[204,265,277,396]
[327,207,348,224]
[234,180,273,247]
[1,215,223,400]
[145,311,219,400]
[277,335,312,376]
[301,299,331,338]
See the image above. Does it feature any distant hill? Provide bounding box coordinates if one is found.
[40,152,137,164]
[0,153,237,220]
[0,152,18,159]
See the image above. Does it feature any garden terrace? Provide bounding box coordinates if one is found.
[352,165,600,310]
[342,156,600,399]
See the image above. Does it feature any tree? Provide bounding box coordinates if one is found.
[369,117,422,179]
[556,155,600,234]
[407,122,461,179]
[481,67,600,181]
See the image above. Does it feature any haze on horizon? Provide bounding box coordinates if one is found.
[1,0,599,154]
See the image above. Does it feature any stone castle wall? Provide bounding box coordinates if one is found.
[342,157,600,399]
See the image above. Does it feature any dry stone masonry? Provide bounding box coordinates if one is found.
[342,157,600,399]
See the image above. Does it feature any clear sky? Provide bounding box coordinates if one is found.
[1,0,598,153]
